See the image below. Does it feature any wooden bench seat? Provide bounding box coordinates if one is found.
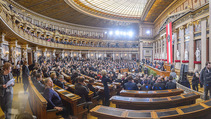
[110,92,200,110]
[28,78,59,119]
[120,89,184,97]
[0,107,4,119]
[91,99,211,119]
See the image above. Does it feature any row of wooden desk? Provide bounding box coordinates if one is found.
[91,99,211,119]
[145,65,170,77]
[110,92,200,110]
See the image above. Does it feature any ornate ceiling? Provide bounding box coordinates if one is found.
[66,0,148,22]
[13,0,174,28]
[144,0,174,22]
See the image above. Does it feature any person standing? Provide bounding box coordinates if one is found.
[0,62,15,119]
[22,61,29,93]
[192,69,199,91]
[16,61,21,83]
[101,70,110,106]
[200,62,211,100]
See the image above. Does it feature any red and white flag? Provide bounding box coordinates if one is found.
[166,22,173,64]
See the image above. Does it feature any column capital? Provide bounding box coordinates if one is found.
[179,26,185,30]
[173,29,178,33]
[187,22,194,27]
[9,40,18,47]
[21,44,28,49]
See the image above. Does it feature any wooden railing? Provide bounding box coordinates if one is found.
[91,99,211,119]
[145,65,170,77]
[120,89,184,97]
[110,92,200,110]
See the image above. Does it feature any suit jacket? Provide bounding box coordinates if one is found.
[200,68,211,86]
[55,80,65,89]
[153,82,165,90]
[0,72,14,97]
[87,83,97,96]
[165,81,176,89]
[43,88,63,110]
[34,80,45,93]
[75,83,89,103]
[124,82,138,90]
[22,65,29,79]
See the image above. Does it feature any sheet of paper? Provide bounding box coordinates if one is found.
[57,89,65,92]
[6,78,15,87]
[65,93,74,97]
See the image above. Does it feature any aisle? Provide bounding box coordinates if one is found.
[10,78,29,119]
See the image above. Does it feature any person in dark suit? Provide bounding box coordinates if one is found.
[192,69,199,91]
[0,62,15,119]
[124,76,138,90]
[153,78,165,90]
[22,61,30,93]
[74,77,90,104]
[101,70,110,106]
[34,73,45,93]
[43,78,69,118]
[200,62,211,100]
[140,80,152,90]
[165,76,176,89]
[87,79,100,97]
[54,75,67,89]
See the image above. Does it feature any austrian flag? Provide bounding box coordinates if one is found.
[166,22,173,64]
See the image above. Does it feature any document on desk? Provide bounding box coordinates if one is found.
[6,78,15,87]
[65,93,75,97]
[57,89,65,92]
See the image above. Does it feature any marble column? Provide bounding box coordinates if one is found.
[21,44,28,62]
[155,41,158,59]
[161,38,163,59]
[209,0,211,62]
[180,26,185,64]
[188,22,194,72]
[0,33,5,66]
[201,18,207,68]
[140,41,143,60]
[71,51,73,58]
[164,37,167,60]
[173,30,178,62]
[61,50,65,59]
[153,42,155,61]
[42,48,47,61]
[9,40,18,65]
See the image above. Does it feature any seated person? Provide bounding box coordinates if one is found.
[140,80,152,90]
[75,77,90,104]
[54,75,67,89]
[153,78,166,90]
[165,76,176,89]
[34,73,45,93]
[43,78,69,118]
[124,76,138,90]
[50,73,57,83]
[87,79,100,97]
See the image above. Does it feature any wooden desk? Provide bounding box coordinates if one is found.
[91,99,211,119]
[0,107,4,119]
[65,82,94,97]
[120,89,184,97]
[53,85,87,117]
[110,92,200,110]
[145,65,170,77]
[61,72,72,83]
[164,64,171,72]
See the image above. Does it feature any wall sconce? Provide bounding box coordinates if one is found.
[65,53,68,57]
[47,53,50,57]
[16,52,21,57]
[4,51,9,57]
[74,54,76,57]
[37,52,41,57]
